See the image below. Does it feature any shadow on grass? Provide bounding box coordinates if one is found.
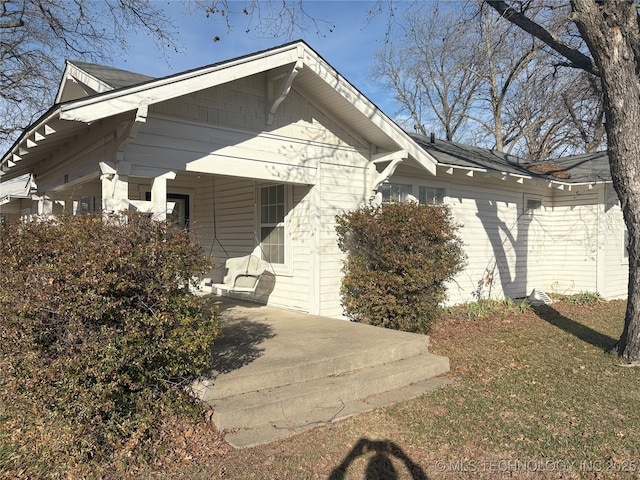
[329,438,428,480]
[533,304,618,351]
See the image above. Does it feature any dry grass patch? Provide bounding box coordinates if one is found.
[3,299,640,479]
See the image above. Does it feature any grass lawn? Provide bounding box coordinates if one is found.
[3,299,640,479]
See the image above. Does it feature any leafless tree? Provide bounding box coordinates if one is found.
[0,0,177,147]
[374,5,482,140]
[373,1,604,161]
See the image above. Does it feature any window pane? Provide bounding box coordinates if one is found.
[259,185,286,265]
[380,184,410,202]
[527,199,542,211]
[419,186,444,205]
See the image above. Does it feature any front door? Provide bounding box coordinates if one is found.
[145,192,190,229]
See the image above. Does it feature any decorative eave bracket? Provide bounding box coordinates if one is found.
[266,58,304,126]
[369,150,408,194]
[115,104,148,161]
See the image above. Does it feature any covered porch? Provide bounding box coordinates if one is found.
[195,295,452,449]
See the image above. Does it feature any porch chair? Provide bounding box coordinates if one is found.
[211,254,270,296]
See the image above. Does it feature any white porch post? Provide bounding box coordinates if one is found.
[150,171,177,221]
[100,161,130,214]
[37,196,53,215]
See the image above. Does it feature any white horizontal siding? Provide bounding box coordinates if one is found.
[601,185,628,299]
[317,160,369,318]
[541,191,599,295]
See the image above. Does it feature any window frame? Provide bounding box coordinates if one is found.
[418,185,446,205]
[379,183,412,203]
[378,178,447,206]
[257,183,292,272]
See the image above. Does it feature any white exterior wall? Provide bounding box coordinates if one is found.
[600,184,629,299]
[317,162,370,318]
[539,189,600,295]
[387,165,630,304]
[389,165,549,303]
[123,73,372,316]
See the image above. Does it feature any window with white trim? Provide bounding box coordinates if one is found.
[379,183,411,203]
[259,184,286,265]
[419,186,445,205]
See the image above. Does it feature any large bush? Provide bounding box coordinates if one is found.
[336,202,466,333]
[0,213,219,470]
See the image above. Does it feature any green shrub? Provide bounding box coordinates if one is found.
[450,298,532,320]
[552,291,603,305]
[0,213,219,470]
[336,202,466,333]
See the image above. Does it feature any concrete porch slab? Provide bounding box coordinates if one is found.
[196,296,451,448]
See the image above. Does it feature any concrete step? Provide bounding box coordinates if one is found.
[224,376,455,449]
[201,333,430,401]
[208,351,449,432]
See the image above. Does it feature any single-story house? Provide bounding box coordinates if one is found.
[0,40,627,316]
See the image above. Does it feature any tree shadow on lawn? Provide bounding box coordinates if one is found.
[533,304,618,351]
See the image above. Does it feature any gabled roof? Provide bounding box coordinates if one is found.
[0,173,33,205]
[411,134,611,185]
[55,60,156,103]
[1,40,438,179]
[68,61,155,90]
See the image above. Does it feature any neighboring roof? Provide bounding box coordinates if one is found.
[0,173,32,205]
[411,134,611,185]
[2,40,438,179]
[550,150,611,184]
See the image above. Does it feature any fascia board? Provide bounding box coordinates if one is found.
[54,61,113,104]
[0,107,62,169]
[301,49,437,176]
[59,47,303,124]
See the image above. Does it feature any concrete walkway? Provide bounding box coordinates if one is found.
[194,296,452,448]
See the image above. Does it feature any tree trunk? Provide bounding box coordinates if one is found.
[571,0,640,360]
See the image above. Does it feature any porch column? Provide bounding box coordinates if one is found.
[37,196,53,215]
[150,171,177,221]
[100,161,130,214]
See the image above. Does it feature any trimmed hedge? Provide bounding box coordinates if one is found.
[0,213,219,469]
[336,202,465,333]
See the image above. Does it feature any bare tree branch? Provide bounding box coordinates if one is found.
[485,0,598,75]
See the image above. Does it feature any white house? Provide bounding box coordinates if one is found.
[0,40,628,317]
[386,138,627,303]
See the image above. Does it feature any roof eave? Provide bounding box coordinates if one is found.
[1,107,64,175]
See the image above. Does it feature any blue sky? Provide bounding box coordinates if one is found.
[111,1,416,117]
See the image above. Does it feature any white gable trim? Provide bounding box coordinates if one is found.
[55,61,115,104]
[300,48,437,176]
[59,45,305,124]
[3,42,438,179]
